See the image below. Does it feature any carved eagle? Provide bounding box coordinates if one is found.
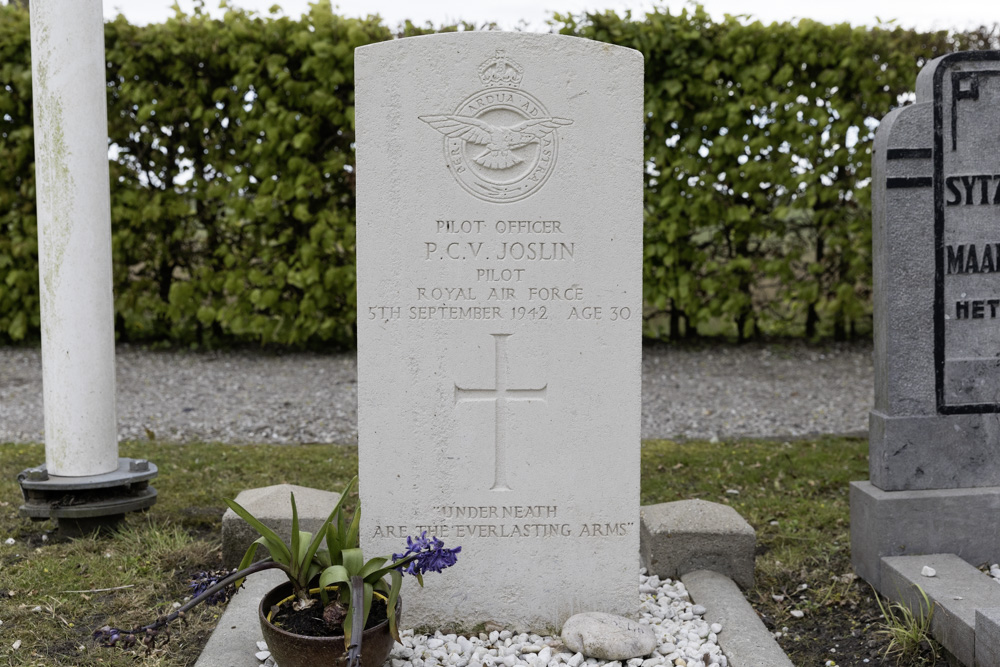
[419,115,573,170]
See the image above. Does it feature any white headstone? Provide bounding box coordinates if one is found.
[356,32,643,631]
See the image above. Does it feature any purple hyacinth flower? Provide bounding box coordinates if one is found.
[392,532,461,576]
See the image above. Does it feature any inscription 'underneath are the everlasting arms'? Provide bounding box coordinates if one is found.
[372,505,635,540]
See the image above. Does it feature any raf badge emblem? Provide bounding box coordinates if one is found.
[420,50,573,203]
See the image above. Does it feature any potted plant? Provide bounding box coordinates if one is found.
[94,476,460,667]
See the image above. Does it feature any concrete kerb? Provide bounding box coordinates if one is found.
[681,570,794,667]
[194,568,284,667]
[977,608,1000,667]
[879,553,1000,667]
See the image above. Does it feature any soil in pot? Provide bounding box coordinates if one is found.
[269,593,390,637]
[259,583,400,667]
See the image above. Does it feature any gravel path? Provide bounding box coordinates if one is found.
[0,342,872,445]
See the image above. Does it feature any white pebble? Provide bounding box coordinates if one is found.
[789,610,805,618]
[255,650,271,660]
[921,566,937,577]
[710,624,722,634]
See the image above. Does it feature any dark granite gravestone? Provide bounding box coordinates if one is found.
[852,51,1000,589]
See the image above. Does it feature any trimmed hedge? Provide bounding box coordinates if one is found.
[556,8,974,340]
[0,3,994,346]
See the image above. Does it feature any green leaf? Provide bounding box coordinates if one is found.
[361,581,374,630]
[346,504,360,549]
[319,565,350,591]
[311,476,357,573]
[290,493,300,576]
[386,569,403,643]
[358,557,388,579]
[341,547,364,575]
[224,497,292,564]
[233,537,269,589]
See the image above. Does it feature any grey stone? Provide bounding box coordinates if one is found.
[193,567,285,667]
[976,608,1000,667]
[221,484,341,569]
[560,612,656,661]
[849,481,1000,589]
[639,500,755,590]
[681,570,794,667]
[880,553,1000,667]
[867,51,1000,492]
[869,410,1000,491]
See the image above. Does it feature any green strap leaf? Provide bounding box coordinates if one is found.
[319,565,350,591]
[290,493,300,577]
[346,503,361,548]
[234,538,264,589]
[316,476,358,568]
[224,498,291,564]
[337,503,347,546]
[358,556,388,579]
[386,569,403,643]
[361,581,374,630]
[327,523,344,565]
[341,547,364,575]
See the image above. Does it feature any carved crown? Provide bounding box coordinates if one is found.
[478,50,524,88]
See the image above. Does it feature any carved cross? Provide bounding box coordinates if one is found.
[454,333,547,491]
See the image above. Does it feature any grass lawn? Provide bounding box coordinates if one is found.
[1,438,944,666]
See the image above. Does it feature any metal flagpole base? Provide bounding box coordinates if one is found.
[17,458,158,536]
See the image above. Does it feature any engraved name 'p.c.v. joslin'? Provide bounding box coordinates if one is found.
[420,50,573,203]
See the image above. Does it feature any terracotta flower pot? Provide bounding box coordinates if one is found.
[258,582,401,667]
